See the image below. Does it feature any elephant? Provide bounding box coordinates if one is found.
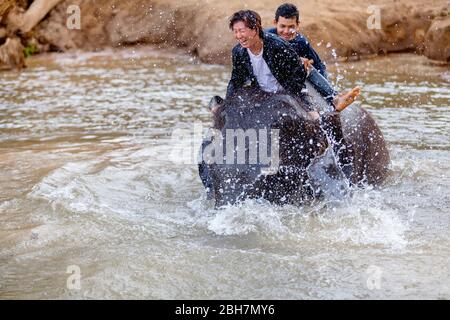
[198,86,390,208]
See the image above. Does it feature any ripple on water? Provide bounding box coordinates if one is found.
[1,51,449,299]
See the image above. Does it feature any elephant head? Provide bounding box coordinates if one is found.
[199,88,350,207]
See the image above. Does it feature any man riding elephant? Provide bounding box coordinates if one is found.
[267,3,361,112]
[222,10,314,114]
[217,9,350,159]
[199,10,389,207]
[216,9,359,119]
[201,10,349,202]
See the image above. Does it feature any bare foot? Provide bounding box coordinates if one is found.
[334,86,361,112]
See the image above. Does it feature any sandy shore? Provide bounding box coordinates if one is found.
[3,0,450,67]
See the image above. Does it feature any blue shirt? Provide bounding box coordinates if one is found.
[266,28,328,79]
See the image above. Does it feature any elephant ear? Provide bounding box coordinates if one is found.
[208,96,226,130]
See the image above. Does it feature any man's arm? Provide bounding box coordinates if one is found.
[281,44,307,89]
[276,43,314,111]
[304,41,327,79]
[226,47,246,99]
[296,35,328,79]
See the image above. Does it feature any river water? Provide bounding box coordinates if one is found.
[0,48,449,299]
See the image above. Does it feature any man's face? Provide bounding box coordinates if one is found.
[274,16,299,41]
[232,21,258,48]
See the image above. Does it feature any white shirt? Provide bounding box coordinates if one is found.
[247,48,284,93]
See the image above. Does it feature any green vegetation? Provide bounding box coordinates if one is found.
[23,43,39,58]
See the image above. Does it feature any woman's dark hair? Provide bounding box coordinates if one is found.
[275,3,300,23]
[229,10,264,38]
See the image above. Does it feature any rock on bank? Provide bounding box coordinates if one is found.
[1,0,449,70]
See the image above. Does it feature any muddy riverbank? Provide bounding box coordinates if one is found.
[1,0,449,71]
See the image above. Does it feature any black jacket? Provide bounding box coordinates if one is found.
[266,28,328,78]
[226,32,308,102]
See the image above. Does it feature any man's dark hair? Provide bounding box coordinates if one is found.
[275,3,300,23]
[229,10,264,38]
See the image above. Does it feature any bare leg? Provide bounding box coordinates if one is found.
[334,86,361,112]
